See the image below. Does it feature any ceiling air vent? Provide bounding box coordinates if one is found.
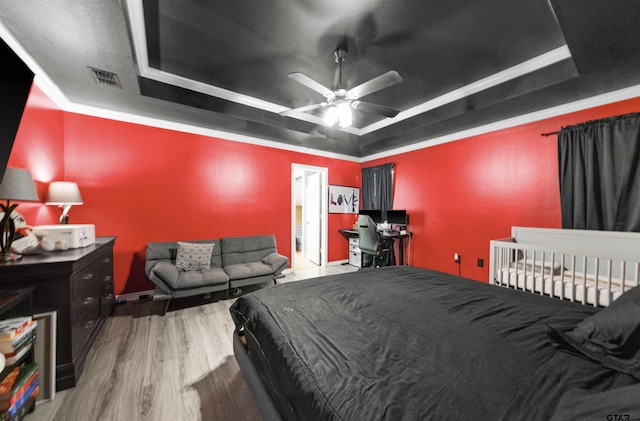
[87,67,122,89]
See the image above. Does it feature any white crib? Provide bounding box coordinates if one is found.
[490,227,640,307]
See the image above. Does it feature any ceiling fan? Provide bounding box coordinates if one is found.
[280,48,403,128]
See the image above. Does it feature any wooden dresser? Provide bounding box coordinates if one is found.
[0,236,116,391]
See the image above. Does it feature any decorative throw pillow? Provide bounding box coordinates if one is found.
[547,285,640,379]
[175,241,214,272]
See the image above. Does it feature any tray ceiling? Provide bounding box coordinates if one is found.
[1,0,639,158]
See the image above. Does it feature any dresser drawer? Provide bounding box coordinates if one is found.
[72,263,101,301]
[349,243,361,253]
[101,272,113,295]
[72,302,99,357]
[348,237,359,246]
[100,289,115,318]
[71,249,113,331]
[349,251,361,267]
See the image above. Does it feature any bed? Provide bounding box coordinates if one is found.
[230,265,640,421]
[490,227,640,306]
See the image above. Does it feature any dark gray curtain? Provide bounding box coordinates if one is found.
[362,163,394,213]
[558,112,640,231]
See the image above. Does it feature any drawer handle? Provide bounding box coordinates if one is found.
[104,275,112,282]
[84,320,96,329]
[83,273,94,281]
[103,257,111,264]
[83,297,95,305]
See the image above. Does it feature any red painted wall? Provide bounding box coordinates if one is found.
[6,84,64,224]
[366,97,640,282]
[8,83,640,294]
[61,114,360,293]
[9,84,360,294]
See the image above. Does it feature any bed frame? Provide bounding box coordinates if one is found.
[490,227,640,307]
[233,333,284,421]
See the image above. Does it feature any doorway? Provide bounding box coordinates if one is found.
[292,164,328,271]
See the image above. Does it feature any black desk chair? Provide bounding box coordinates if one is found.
[356,215,394,267]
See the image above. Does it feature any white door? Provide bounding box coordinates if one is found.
[305,171,322,265]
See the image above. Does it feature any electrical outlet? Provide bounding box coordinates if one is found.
[477,258,484,268]
[454,253,460,263]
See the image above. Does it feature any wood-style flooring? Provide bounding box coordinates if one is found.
[24,264,358,421]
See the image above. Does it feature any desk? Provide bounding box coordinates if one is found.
[338,229,411,266]
[380,231,411,266]
[338,229,358,239]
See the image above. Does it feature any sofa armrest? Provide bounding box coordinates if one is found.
[262,252,289,274]
[149,261,180,289]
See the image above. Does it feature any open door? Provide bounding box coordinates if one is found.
[291,164,328,271]
[305,171,322,265]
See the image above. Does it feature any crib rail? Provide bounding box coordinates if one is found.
[489,237,640,307]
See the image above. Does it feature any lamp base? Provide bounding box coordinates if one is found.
[0,252,22,262]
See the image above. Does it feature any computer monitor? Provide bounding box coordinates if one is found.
[359,209,383,224]
[386,210,407,226]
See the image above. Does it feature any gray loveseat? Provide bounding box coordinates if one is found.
[145,235,288,314]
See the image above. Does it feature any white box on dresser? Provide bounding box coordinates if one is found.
[34,224,96,249]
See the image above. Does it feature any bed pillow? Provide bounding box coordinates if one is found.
[549,383,640,421]
[547,286,640,379]
[175,241,214,271]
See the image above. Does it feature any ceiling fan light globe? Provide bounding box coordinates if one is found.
[337,102,352,128]
[323,106,338,126]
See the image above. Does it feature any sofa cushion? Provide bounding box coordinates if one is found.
[175,267,229,289]
[152,261,229,290]
[175,241,215,271]
[224,262,274,281]
[221,235,277,266]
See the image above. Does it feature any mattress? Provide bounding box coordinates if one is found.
[496,267,629,306]
[230,266,639,421]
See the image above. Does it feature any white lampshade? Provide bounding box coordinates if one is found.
[46,181,83,205]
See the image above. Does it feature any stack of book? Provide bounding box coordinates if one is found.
[0,363,39,421]
[0,317,39,420]
[0,318,37,367]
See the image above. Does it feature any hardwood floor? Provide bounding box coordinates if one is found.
[25,264,358,421]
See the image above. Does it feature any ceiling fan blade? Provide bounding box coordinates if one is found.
[287,72,334,97]
[280,102,327,117]
[348,70,403,99]
[352,101,400,118]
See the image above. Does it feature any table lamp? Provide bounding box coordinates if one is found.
[46,181,83,224]
[0,168,40,261]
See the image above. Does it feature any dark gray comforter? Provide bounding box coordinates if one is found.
[230,266,640,421]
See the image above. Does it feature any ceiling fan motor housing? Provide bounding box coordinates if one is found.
[281,45,402,123]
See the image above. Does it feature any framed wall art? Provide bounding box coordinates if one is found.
[328,185,359,214]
